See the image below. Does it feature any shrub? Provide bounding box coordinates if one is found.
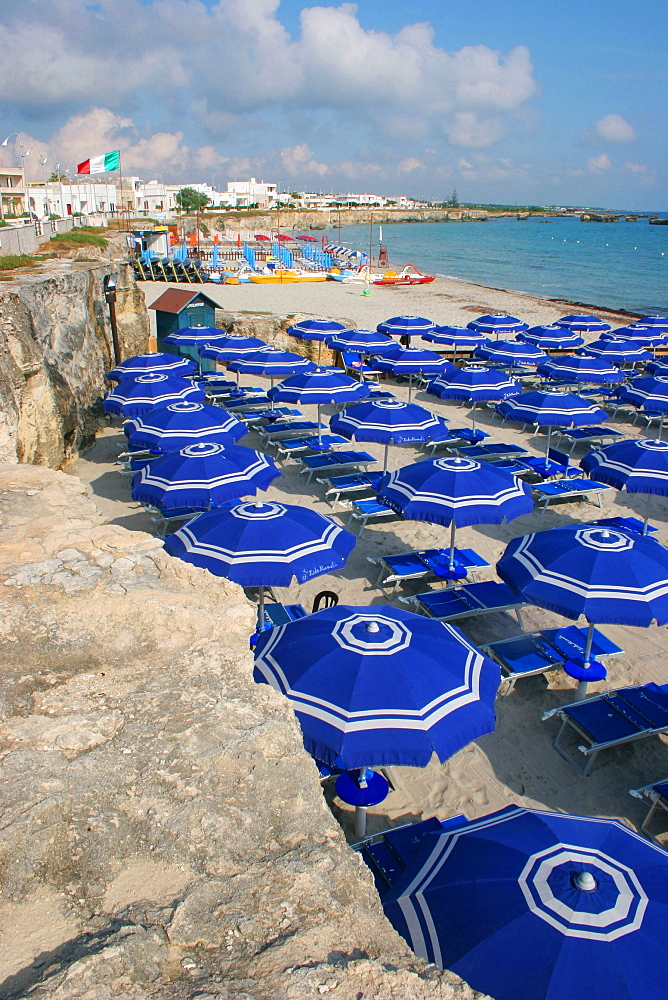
[0,254,41,270]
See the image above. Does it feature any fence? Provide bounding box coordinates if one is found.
[0,216,77,257]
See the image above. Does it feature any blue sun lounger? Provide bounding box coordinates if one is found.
[259,420,325,443]
[275,434,350,460]
[449,442,530,461]
[590,515,658,535]
[543,682,668,775]
[356,815,468,892]
[629,779,668,837]
[531,477,613,512]
[345,498,398,532]
[555,425,625,453]
[421,428,490,455]
[240,407,302,425]
[318,472,384,506]
[368,547,490,593]
[482,625,623,695]
[298,450,377,484]
[401,580,526,626]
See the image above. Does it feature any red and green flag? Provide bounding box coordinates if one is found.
[77,150,120,175]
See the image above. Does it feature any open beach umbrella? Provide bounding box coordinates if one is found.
[555,314,611,333]
[537,355,622,385]
[253,603,501,770]
[617,376,668,437]
[496,390,608,455]
[227,350,316,392]
[631,316,668,331]
[131,441,280,510]
[163,327,230,347]
[423,326,489,363]
[164,499,356,624]
[467,314,528,338]
[497,523,668,695]
[268,368,370,442]
[518,325,584,351]
[382,803,668,1000]
[102,373,206,418]
[645,360,668,376]
[475,340,547,368]
[604,326,668,348]
[581,438,668,532]
[578,338,652,364]
[326,329,399,356]
[378,456,533,569]
[330,399,448,472]
[287,318,347,362]
[377,315,436,344]
[427,365,521,435]
[126,401,246,452]
[199,337,267,363]
[107,353,198,382]
[374,348,453,402]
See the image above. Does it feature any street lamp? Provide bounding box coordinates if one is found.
[39,153,50,218]
[1,132,33,217]
[103,274,120,367]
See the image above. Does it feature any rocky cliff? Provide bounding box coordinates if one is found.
[0,259,148,468]
[0,464,487,1000]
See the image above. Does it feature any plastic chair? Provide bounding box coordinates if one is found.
[312,590,339,614]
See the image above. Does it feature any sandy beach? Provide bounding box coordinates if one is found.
[74,273,668,845]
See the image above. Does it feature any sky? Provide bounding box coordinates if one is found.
[0,0,666,209]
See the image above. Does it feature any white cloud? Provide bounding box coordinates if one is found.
[591,114,637,143]
[587,153,612,172]
[624,161,647,173]
[397,158,424,174]
[442,112,507,148]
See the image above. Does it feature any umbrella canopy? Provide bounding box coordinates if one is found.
[164,500,356,587]
[330,399,447,471]
[253,603,501,768]
[467,314,528,337]
[630,316,668,331]
[107,353,198,382]
[581,438,668,496]
[427,366,521,435]
[374,349,453,402]
[287,318,347,341]
[537,355,622,384]
[497,524,668,626]
[555,314,611,333]
[645,360,668,376]
[618,375,668,414]
[102,373,205,418]
[268,367,371,405]
[496,390,608,427]
[424,326,489,362]
[377,456,533,529]
[200,337,267,362]
[126,401,246,452]
[377,315,436,338]
[518,325,584,350]
[476,340,547,367]
[604,327,668,347]
[131,441,280,509]
[227,349,316,379]
[579,338,651,363]
[163,327,229,346]
[383,803,668,1000]
[326,329,399,355]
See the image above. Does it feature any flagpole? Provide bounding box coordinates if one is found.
[118,150,128,232]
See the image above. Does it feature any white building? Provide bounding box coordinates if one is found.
[0,166,26,217]
[226,177,277,209]
[27,179,117,217]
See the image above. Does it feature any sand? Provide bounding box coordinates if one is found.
[75,273,668,845]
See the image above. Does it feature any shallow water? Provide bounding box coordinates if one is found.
[337,214,668,316]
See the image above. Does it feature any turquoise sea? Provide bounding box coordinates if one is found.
[338,214,668,316]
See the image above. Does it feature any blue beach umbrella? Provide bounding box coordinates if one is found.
[330,398,448,471]
[102,372,205,418]
[496,390,608,454]
[555,314,611,333]
[199,337,267,363]
[288,317,347,362]
[581,438,668,531]
[163,327,229,347]
[383,804,668,1000]
[427,365,521,434]
[537,355,622,385]
[377,315,436,342]
[377,455,533,568]
[126,401,246,452]
[269,367,370,441]
[253,603,501,769]
[424,326,489,363]
[617,375,668,438]
[165,499,355,624]
[497,523,668,694]
[227,349,315,390]
[645,361,668,376]
[629,316,668,332]
[131,441,280,509]
[326,329,399,356]
[374,348,453,402]
[107,353,198,381]
[518,325,584,351]
[604,326,668,348]
[579,338,652,364]
[475,340,547,368]
[467,314,528,338]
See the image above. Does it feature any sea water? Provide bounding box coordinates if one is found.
[337,214,668,316]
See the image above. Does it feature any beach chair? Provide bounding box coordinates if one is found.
[222,394,273,410]
[346,498,398,533]
[543,682,668,775]
[298,450,377,484]
[274,434,349,461]
[400,581,526,626]
[531,477,612,512]
[318,472,384,507]
[482,625,623,695]
[589,515,658,535]
[259,421,324,444]
[356,815,467,893]
[341,351,381,383]
[450,442,530,462]
[368,547,490,593]
[239,407,302,425]
[143,502,209,536]
[629,779,668,837]
[555,426,625,454]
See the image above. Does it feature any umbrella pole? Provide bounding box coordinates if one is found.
[407,374,413,403]
[449,519,457,571]
[659,414,664,442]
[471,401,477,435]
[545,424,552,457]
[258,585,265,633]
[317,402,322,443]
[383,441,389,474]
[643,492,652,535]
[354,767,370,838]
[317,339,322,364]
[575,621,596,701]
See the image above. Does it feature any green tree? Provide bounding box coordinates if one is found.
[175,187,210,213]
[449,189,459,207]
[48,169,67,182]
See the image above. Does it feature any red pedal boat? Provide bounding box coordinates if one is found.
[373,264,435,286]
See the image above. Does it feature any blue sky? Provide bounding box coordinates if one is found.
[0,0,665,208]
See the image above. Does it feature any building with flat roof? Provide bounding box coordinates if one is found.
[226,178,277,209]
[0,166,26,217]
